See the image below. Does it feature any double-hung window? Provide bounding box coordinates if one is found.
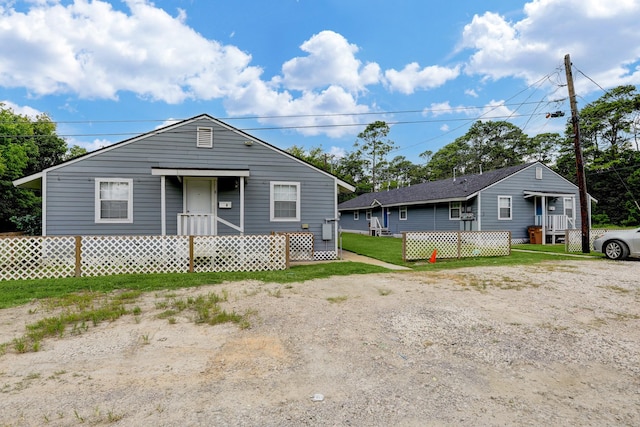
[270,181,300,221]
[95,178,133,223]
[354,211,359,221]
[449,201,461,220]
[399,206,408,220]
[498,196,512,220]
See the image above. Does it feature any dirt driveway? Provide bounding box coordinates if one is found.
[1,259,639,426]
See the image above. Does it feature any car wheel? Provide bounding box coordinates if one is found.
[604,240,629,260]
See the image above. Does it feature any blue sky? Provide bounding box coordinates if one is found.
[1,0,640,164]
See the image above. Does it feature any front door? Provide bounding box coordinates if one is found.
[185,178,216,235]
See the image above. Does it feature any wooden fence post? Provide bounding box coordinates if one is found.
[75,236,82,277]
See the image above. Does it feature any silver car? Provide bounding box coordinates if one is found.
[593,227,640,260]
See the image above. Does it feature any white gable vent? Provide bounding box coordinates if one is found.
[536,166,542,180]
[197,127,213,148]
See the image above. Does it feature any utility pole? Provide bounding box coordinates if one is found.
[564,54,590,253]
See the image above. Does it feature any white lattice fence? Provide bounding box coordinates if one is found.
[0,236,76,280]
[193,235,287,272]
[404,232,458,260]
[403,231,511,261]
[278,231,315,261]
[459,231,511,257]
[81,235,190,276]
[565,228,625,252]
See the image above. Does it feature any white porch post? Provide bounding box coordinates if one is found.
[477,193,482,231]
[541,197,547,245]
[240,176,245,234]
[160,175,166,236]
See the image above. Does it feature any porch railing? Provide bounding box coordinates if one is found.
[178,213,214,235]
[369,216,389,236]
[534,214,575,232]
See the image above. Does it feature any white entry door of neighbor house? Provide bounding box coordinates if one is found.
[184,178,217,235]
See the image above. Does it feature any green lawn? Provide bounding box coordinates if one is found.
[341,232,601,271]
[0,262,387,310]
[0,234,605,310]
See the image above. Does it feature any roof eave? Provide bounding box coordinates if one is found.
[13,172,43,189]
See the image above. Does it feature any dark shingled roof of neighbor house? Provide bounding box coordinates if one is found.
[338,162,534,210]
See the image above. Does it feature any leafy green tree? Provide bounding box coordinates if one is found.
[0,104,68,233]
[65,144,88,161]
[578,85,640,162]
[554,86,640,226]
[286,145,339,173]
[423,120,533,180]
[383,155,424,188]
[528,132,563,163]
[333,151,371,200]
[354,121,396,191]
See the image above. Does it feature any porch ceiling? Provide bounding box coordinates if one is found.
[523,190,575,198]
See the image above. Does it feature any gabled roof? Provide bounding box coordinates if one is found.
[338,163,535,210]
[14,114,355,193]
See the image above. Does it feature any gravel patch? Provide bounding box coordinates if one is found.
[0,259,639,426]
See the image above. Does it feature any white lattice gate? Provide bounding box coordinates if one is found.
[403,231,511,261]
[192,235,287,272]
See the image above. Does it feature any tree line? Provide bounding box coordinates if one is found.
[1,85,639,234]
[290,85,640,227]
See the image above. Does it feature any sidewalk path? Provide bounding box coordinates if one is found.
[340,251,411,270]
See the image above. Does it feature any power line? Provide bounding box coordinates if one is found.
[0,100,561,128]
[0,112,555,140]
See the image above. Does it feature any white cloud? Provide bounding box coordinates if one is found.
[0,100,43,118]
[155,118,181,129]
[385,63,460,94]
[225,80,370,138]
[465,88,478,97]
[0,0,261,103]
[459,0,640,93]
[276,30,381,93]
[64,136,114,152]
[423,101,469,117]
[329,146,346,159]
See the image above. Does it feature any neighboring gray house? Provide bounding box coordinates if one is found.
[338,162,593,243]
[14,114,354,256]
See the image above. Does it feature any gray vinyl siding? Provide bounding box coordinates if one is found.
[341,203,468,234]
[43,117,339,248]
[479,164,580,239]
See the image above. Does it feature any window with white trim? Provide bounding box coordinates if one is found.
[449,201,461,220]
[563,197,574,219]
[366,210,372,221]
[399,206,407,220]
[354,211,359,221]
[95,178,133,223]
[270,181,300,221]
[197,127,213,148]
[498,196,512,220]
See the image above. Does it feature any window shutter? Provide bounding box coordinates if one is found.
[197,127,213,148]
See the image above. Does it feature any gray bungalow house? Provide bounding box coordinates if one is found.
[338,162,593,243]
[13,114,354,257]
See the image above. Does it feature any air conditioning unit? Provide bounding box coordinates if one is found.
[460,212,475,221]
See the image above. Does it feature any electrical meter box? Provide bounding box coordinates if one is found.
[322,223,332,240]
